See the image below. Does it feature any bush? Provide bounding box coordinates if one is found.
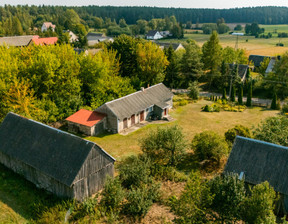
[140,125,187,166]
[119,155,152,189]
[192,131,229,163]
[178,99,188,106]
[151,165,188,182]
[124,183,160,219]
[282,103,288,114]
[100,176,125,212]
[225,125,252,144]
[202,104,220,112]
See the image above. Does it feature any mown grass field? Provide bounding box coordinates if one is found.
[0,99,279,223]
[158,24,288,56]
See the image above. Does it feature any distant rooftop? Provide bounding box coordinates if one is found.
[66,109,106,127]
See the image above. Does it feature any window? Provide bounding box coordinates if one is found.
[149,106,153,112]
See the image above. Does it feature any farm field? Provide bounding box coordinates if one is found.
[159,24,288,56]
[0,99,280,223]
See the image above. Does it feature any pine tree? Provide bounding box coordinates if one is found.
[222,88,227,100]
[246,82,252,107]
[271,92,277,110]
[238,85,243,105]
[231,85,236,102]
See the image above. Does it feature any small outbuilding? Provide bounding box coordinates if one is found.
[146,30,163,40]
[66,109,106,136]
[225,136,288,215]
[0,112,115,201]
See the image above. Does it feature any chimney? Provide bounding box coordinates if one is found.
[147,84,150,88]
[141,87,145,92]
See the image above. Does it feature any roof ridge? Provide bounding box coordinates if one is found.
[106,83,163,105]
[236,136,288,150]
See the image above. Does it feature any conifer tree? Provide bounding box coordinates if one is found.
[231,85,236,102]
[271,92,277,110]
[222,88,227,100]
[246,82,252,107]
[238,85,243,105]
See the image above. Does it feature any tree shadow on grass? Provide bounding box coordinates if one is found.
[177,152,200,174]
[0,164,70,222]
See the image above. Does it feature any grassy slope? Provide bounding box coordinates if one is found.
[0,100,279,223]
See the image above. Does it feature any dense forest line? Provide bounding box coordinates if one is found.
[1,5,288,35]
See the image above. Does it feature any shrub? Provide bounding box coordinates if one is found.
[140,125,187,166]
[202,104,220,112]
[178,99,188,106]
[151,165,188,182]
[119,155,152,189]
[282,103,288,114]
[124,183,160,219]
[271,92,278,110]
[192,131,229,163]
[100,176,125,212]
[225,125,252,144]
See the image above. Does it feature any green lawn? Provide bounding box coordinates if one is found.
[0,99,279,223]
[86,100,279,161]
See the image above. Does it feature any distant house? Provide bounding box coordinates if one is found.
[30,37,58,45]
[41,22,56,32]
[66,109,106,136]
[159,31,171,37]
[0,35,38,47]
[157,42,185,51]
[0,112,115,201]
[228,64,250,82]
[248,54,271,68]
[64,30,78,42]
[225,136,288,215]
[146,30,163,40]
[86,33,114,47]
[67,83,173,135]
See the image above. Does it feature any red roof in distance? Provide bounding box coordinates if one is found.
[66,109,106,127]
[32,37,58,45]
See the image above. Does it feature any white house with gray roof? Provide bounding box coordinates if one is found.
[95,83,173,133]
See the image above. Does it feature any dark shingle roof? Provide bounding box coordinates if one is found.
[224,136,288,195]
[86,33,105,41]
[248,55,271,67]
[229,64,249,80]
[0,35,35,47]
[146,30,159,36]
[157,43,184,51]
[96,83,173,120]
[0,113,115,187]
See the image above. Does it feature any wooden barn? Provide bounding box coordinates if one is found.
[0,112,115,201]
[66,109,106,136]
[225,136,288,215]
[95,83,173,133]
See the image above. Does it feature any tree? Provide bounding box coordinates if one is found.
[222,88,227,100]
[230,85,236,102]
[163,45,180,88]
[225,125,252,144]
[202,31,222,87]
[271,92,277,110]
[253,116,288,146]
[140,125,187,166]
[258,57,270,75]
[12,16,23,35]
[238,85,243,105]
[188,81,200,100]
[242,182,276,224]
[171,23,183,39]
[209,173,246,223]
[192,131,229,164]
[119,18,128,28]
[180,40,203,85]
[246,82,252,107]
[234,24,243,31]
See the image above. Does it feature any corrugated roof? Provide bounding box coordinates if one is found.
[225,136,288,195]
[0,35,36,47]
[96,83,173,120]
[0,112,115,187]
[32,37,58,45]
[66,109,106,127]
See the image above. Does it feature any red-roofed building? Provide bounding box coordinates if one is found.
[66,109,106,136]
[30,37,58,46]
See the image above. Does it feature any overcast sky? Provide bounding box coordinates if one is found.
[1,0,288,9]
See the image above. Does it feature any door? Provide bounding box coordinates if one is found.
[140,111,144,122]
[164,108,167,116]
[131,114,135,125]
[123,118,128,129]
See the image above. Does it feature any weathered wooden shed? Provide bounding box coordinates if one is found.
[225,136,288,215]
[0,112,115,201]
[66,109,106,136]
[95,83,173,133]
